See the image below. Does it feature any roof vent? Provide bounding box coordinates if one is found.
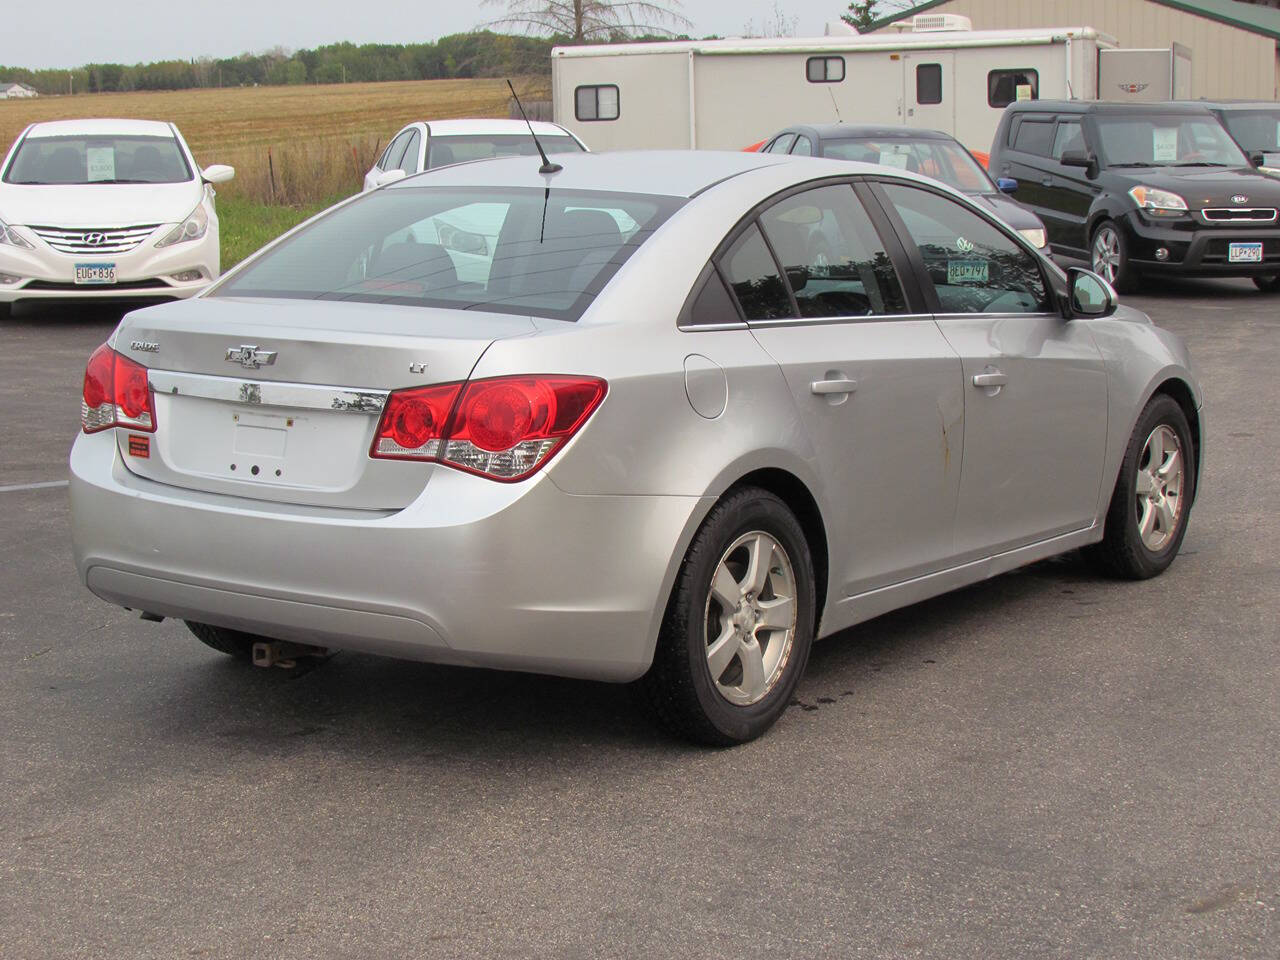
[894,13,973,33]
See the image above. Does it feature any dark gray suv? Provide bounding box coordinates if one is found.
[989,100,1280,292]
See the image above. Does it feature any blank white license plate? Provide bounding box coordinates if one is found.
[74,263,117,285]
[1228,242,1264,263]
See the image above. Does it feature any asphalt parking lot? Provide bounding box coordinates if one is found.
[1,282,1276,960]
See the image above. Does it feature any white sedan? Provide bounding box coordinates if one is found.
[362,118,587,191]
[0,119,233,315]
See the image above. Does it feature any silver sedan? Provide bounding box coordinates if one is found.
[70,150,1203,744]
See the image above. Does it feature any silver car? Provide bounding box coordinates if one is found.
[70,150,1203,744]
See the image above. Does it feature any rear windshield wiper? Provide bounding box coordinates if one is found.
[1168,161,1230,167]
[1108,161,1158,168]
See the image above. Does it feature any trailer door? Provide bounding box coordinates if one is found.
[902,52,955,134]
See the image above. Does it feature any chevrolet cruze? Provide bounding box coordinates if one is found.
[0,119,233,315]
[70,150,1203,744]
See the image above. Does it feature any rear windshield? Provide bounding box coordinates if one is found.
[822,137,994,193]
[427,134,585,168]
[213,186,683,321]
[1094,115,1248,168]
[4,134,192,184]
[1219,109,1280,154]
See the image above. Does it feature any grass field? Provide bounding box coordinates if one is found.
[0,78,550,266]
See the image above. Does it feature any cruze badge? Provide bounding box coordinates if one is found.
[83,232,108,246]
[1232,195,1249,204]
[225,345,277,369]
[130,340,159,353]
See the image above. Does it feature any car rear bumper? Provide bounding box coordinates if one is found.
[1120,212,1280,276]
[70,429,704,682]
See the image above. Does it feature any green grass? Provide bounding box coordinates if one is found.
[217,193,348,270]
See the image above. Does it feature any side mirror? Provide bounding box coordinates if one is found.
[996,177,1018,194]
[201,164,235,184]
[1060,150,1098,178]
[374,168,407,188]
[1065,267,1117,318]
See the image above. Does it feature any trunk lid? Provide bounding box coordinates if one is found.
[112,297,537,509]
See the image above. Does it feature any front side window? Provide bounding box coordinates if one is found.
[575,85,620,121]
[989,69,1039,109]
[917,64,943,105]
[766,134,796,155]
[759,185,906,318]
[382,131,414,173]
[881,183,1049,315]
[1051,120,1085,160]
[807,57,845,83]
[4,135,192,185]
[1093,115,1249,168]
[213,186,682,322]
[397,131,422,174]
[426,134,583,168]
[790,136,813,157]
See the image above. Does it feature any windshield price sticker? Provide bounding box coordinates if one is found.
[86,146,116,182]
[1153,128,1179,164]
[947,259,989,284]
[878,149,911,169]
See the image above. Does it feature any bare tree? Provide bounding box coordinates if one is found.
[744,1,799,39]
[482,0,691,43]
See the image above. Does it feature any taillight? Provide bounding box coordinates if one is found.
[80,343,157,433]
[370,375,606,481]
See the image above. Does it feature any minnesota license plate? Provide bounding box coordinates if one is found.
[947,259,989,284]
[74,263,117,285]
[1228,242,1263,264]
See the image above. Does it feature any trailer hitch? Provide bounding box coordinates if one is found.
[251,640,330,669]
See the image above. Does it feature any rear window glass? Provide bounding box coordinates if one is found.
[426,134,583,168]
[213,186,682,322]
[1012,119,1054,156]
[4,135,192,185]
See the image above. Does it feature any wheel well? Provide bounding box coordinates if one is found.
[1153,377,1201,477]
[728,469,829,622]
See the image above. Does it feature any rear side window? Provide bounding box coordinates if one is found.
[1012,119,1054,156]
[720,224,792,321]
[790,136,813,157]
[917,64,943,105]
[989,69,1039,108]
[766,134,796,155]
[575,85,619,121]
[759,185,906,318]
[807,57,844,83]
[881,183,1049,315]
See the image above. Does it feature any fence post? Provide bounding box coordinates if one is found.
[267,147,277,205]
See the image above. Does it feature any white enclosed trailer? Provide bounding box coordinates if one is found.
[552,18,1123,155]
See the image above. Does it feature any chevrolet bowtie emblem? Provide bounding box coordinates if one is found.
[225,345,277,369]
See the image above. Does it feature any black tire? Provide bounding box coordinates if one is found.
[634,487,816,746]
[1252,275,1280,292]
[1091,219,1141,294]
[0,302,10,320]
[1083,394,1196,580]
[185,620,260,660]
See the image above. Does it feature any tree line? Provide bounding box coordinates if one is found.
[0,32,578,95]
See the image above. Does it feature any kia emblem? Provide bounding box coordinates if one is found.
[1232,195,1249,205]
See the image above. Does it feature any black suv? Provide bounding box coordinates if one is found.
[989,101,1280,292]
[1195,100,1280,172]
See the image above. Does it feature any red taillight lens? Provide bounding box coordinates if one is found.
[80,343,156,433]
[369,375,606,481]
[371,382,463,460]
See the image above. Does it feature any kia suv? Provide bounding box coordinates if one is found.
[989,101,1280,292]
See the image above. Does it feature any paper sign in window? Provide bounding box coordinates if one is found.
[1015,84,1033,101]
[86,147,115,182]
[878,149,910,169]
[1153,128,1178,163]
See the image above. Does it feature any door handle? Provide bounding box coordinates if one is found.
[972,372,1008,388]
[811,378,858,395]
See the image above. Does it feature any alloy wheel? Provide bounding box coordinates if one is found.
[1134,424,1185,552]
[1092,226,1121,285]
[703,531,798,706]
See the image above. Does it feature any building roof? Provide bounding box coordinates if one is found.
[868,0,1280,41]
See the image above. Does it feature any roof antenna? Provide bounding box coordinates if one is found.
[828,87,843,123]
[507,79,562,175]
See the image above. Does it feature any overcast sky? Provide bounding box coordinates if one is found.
[4,1,921,71]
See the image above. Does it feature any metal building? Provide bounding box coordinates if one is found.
[867,0,1280,99]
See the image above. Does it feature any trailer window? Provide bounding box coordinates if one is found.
[575,85,620,121]
[916,64,943,105]
[807,57,845,83]
[988,69,1039,108]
